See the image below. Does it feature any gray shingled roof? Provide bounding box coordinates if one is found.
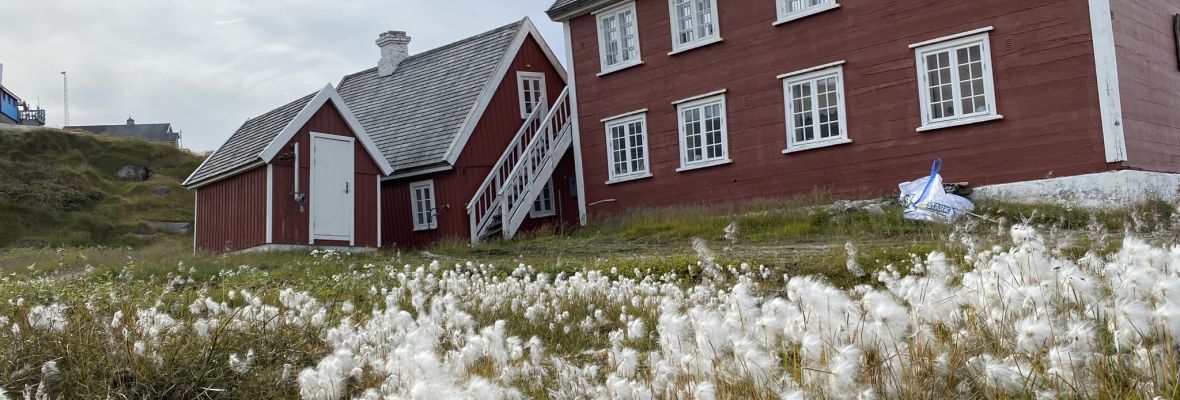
[338,20,522,173]
[66,122,179,143]
[184,92,315,186]
[547,0,613,20]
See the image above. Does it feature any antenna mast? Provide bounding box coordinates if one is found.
[60,71,69,126]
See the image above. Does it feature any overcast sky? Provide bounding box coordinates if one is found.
[0,0,566,152]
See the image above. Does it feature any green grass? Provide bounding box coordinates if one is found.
[0,127,204,249]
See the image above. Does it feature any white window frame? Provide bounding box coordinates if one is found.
[517,72,547,119]
[409,180,437,231]
[602,110,653,184]
[774,0,840,26]
[912,28,1002,132]
[530,179,557,218]
[595,1,643,76]
[674,91,731,172]
[779,62,852,153]
[667,0,723,55]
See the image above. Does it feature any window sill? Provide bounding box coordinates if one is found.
[783,137,852,154]
[917,114,1004,132]
[676,158,732,172]
[412,226,437,232]
[529,211,557,219]
[606,172,653,185]
[773,3,841,26]
[668,36,724,56]
[598,61,644,77]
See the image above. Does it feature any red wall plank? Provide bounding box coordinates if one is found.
[1113,0,1180,172]
[567,0,1110,216]
[195,166,267,253]
[382,36,574,248]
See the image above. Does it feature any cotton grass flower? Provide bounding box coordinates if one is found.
[27,304,68,332]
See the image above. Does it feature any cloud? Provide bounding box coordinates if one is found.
[0,0,566,152]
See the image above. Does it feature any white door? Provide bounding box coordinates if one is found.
[311,133,354,243]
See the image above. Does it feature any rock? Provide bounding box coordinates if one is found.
[864,203,885,215]
[152,186,172,196]
[116,165,150,181]
[145,221,191,234]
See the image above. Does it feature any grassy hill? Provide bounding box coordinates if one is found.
[0,127,204,249]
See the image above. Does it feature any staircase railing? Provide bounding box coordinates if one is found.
[467,87,571,243]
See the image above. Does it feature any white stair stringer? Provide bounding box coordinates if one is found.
[466,87,572,244]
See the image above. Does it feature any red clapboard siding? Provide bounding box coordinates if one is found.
[382,35,575,248]
[270,102,381,248]
[567,0,1111,216]
[1112,0,1180,173]
[195,166,267,253]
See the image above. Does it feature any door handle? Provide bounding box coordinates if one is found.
[345,182,350,194]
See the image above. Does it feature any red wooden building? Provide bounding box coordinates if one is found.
[185,18,577,253]
[546,0,1180,217]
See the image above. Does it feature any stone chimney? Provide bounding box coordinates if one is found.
[127,117,135,126]
[376,31,411,77]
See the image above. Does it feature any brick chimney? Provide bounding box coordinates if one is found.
[376,31,411,77]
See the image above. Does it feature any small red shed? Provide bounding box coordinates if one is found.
[183,85,394,253]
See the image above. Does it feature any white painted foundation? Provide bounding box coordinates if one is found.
[973,170,1180,208]
[228,244,378,255]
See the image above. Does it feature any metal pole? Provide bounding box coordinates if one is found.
[60,71,69,126]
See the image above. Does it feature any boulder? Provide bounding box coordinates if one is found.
[116,165,150,181]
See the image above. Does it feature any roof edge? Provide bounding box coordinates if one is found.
[547,0,624,22]
[184,160,266,189]
[259,84,395,176]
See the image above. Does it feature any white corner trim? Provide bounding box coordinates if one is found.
[266,164,274,244]
[375,175,382,248]
[1088,0,1128,163]
[565,21,589,227]
[443,17,569,166]
[782,138,853,154]
[601,108,649,122]
[667,36,725,56]
[909,26,995,49]
[773,3,841,26]
[672,89,728,106]
[258,84,394,176]
[776,60,847,80]
[192,189,199,254]
[916,114,1004,132]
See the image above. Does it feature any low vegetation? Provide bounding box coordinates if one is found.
[0,127,203,249]
[1,196,1178,399]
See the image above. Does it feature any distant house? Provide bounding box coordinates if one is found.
[0,63,46,127]
[66,118,181,147]
[183,18,573,253]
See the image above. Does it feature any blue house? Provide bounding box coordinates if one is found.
[0,63,46,126]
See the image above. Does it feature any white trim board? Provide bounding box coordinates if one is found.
[1088,0,1128,163]
[266,164,274,244]
[565,21,589,227]
[443,17,569,166]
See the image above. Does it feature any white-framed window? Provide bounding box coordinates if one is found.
[668,0,721,53]
[409,180,437,231]
[913,30,1001,131]
[603,111,651,183]
[517,72,547,119]
[781,63,851,153]
[775,0,840,25]
[675,92,730,171]
[596,1,642,74]
[530,179,557,218]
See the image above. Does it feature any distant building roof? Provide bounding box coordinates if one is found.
[183,93,315,186]
[66,118,180,143]
[337,20,524,173]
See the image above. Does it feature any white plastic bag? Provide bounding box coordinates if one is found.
[899,159,974,223]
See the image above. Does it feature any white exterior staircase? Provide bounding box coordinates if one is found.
[466,87,573,244]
